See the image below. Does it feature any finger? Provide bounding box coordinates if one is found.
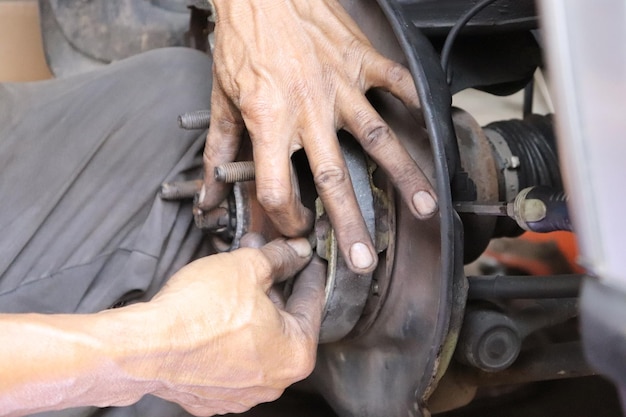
[341,93,438,220]
[256,238,313,290]
[199,84,245,211]
[252,137,314,237]
[363,53,424,125]
[306,128,377,274]
[285,257,326,341]
[240,232,267,249]
[268,286,286,310]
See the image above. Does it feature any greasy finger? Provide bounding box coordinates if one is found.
[252,140,313,237]
[285,257,326,341]
[342,94,438,220]
[306,130,377,274]
[199,84,245,210]
[364,54,423,124]
[257,238,313,288]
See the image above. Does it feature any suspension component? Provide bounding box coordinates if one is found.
[455,185,572,233]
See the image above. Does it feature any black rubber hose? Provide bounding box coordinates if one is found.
[441,0,500,84]
[468,274,583,300]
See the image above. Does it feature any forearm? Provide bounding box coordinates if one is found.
[0,307,157,416]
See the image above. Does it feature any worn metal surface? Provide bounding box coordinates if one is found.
[452,107,499,262]
[316,137,377,343]
[483,128,520,202]
[306,2,466,414]
[467,342,596,386]
[456,308,522,372]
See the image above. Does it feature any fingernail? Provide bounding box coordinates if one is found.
[350,242,374,270]
[198,184,207,204]
[413,191,438,217]
[286,238,312,258]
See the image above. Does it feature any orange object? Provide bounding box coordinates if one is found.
[520,231,584,274]
[482,231,584,276]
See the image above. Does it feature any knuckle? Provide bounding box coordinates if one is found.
[202,139,232,163]
[216,117,243,136]
[385,62,409,84]
[246,250,274,281]
[313,164,349,193]
[256,180,292,213]
[288,77,313,101]
[351,109,392,149]
[343,38,368,63]
[239,94,281,127]
[361,122,391,149]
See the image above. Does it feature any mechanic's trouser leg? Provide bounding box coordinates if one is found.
[0,47,214,417]
[0,49,213,316]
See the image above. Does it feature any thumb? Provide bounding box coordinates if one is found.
[256,238,313,289]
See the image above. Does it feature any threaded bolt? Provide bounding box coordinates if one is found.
[215,161,256,183]
[159,180,202,201]
[194,206,231,230]
[178,110,211,130]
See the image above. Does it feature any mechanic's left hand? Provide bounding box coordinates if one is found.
[199,0,438,275]
[125,238,325,416]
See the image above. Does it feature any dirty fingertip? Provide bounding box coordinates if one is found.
[413,191,438,218]
[349,242,375,271]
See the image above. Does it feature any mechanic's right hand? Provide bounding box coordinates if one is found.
[199,0,438,275]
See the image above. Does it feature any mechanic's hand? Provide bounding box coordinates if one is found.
[138,238,325,416]
[199,0,437,274]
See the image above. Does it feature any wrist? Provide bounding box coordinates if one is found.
[91,305,167,400]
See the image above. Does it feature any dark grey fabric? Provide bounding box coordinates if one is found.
[0,47,215,416]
